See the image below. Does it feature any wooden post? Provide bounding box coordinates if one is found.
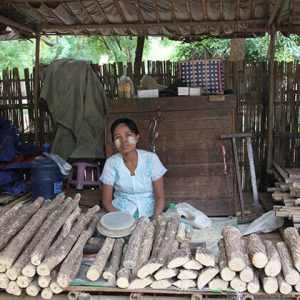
[33,26,40,146]
[267,30,276,172]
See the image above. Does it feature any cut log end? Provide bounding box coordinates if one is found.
[252,253,268,269]
[228,258,245,272]
[86,267,100,282]
[37,263,50,276]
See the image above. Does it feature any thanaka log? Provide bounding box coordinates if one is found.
[246,270,260,294]
[197,266,219,289]
[150,279,173,289]
[195,246,215,267]
[128,276,154,289]
[154,267,178,281]
[217,239,235,282]
[239,239,254,283]
[26,278,40,297]
[208,275,229,290]
[173,279,196,289]
[247,234,268,269]
[230,276,247,292]
[277,273,292,295]
[261,273,278,294]
[264,240,281,277]
[283,227,300,272]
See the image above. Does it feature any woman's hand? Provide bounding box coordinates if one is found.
[102,184,117,212]
[153,177,165,219]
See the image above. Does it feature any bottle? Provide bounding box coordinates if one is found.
[164,202,179,219]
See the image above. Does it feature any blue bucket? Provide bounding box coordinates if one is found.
[31,156,63,200]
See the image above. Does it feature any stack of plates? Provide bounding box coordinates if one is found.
[97,211,136,238]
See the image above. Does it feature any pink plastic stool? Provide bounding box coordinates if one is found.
[68,162,101,190]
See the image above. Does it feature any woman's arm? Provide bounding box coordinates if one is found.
[102,184,117,212]
[152,177,165,219]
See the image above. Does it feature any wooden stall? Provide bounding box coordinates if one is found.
[106,95,236,216]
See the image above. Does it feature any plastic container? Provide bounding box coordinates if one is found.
[31,156,63,200]
[164,202,179,218]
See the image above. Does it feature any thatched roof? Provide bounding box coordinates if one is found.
[0,0,299,40]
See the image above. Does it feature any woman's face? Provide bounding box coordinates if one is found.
[113,123,139,154]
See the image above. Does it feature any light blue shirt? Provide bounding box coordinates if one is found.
[100,149,167,218]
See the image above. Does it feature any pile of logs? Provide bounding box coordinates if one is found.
[271,162,300,228]
[0,193,101,299]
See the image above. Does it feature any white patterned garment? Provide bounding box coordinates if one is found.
[100,149,167,218]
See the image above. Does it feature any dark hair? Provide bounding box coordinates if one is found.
[110,118,139,140]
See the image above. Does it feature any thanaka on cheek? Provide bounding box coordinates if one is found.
[128,136,137,145]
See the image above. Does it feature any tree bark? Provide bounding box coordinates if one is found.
[131,223,155,279]
[195,246,215,267]
[276,241,300,285]
[31,197,79,266]
[173,279,196,289]
[221,226,245,272]
[86,237,115,281]
[123,216,150,269]
[103,238,125,283]
[264,240,281,277]
[57,213,100,287]
[239,239,254,283]
[247,270,260,294]
[208,276,229,290]
[230,276,247,292]
[150,215,168,259]
[0,202,24,228]
[0,197,44,252]
[37,205,100,276]
[283,227,300,272]
[26,278,40,297]
[217,239,236,281]
[47,205,81,256]
[247,234,268,269]
[277,273,292,295]
[6,198,69,280]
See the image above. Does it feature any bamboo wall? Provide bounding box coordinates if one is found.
[0,61,299,191]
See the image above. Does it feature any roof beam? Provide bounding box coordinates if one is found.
[41,18,268,31]
[266,0,285,28]
[0,15,35,34]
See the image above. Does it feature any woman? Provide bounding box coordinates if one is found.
[100,118,167,219]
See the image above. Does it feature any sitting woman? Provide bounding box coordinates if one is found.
[100,118,167,219]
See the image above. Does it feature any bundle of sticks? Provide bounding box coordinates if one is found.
[0,193,100,299]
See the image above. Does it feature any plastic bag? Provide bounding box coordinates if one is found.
[118,66,134,98]
[240,210,284,236]
[175,202,212,229]
[43,152,72,176]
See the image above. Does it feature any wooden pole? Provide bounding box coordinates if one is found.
[33,26,40,146]
[267,30,276,172]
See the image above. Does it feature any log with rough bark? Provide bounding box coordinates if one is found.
[39,274,52,288]
[117,245,130,289]
[0,202,24,228]
[26,278,40,297]
[31,197,79,266]
[0,198,60,270]
[156,215,180,265]
[0,273,9,289]
[177,269,198,280]
[50,272,64,294]
[0,197,44,252]
[247,271,260,294]
[176,223,186,242]
[208,276,229,290]
[41,287,53,299]
[264,240,281,277]
[22,263,36,278]
[37,205,100,276]
[276,241,300,285]
[197,266,219,289]
[150,215,168,259]
[86,237,115,281]
[6,280,22,296]
[128,276,154,289]
[230,276,247,292]
[47,205,81,256]
[0,193,31,215]
[221,226,245,272]
[247,234,268,269]
[183,258,203,270]
[17,274,32,288]
[173,279,196,289]
[195,246,215,267]
[261,273,278,294]
[57,213,100,287]
[154,267,178,280]
[150,279,174,289]
[217,239,236,282]
[283,227,300,272]
[103,238,125,283]
[131,223,155,280]
[277,273,292,295]
[6,198,69,280]
[83,237,105,254]
[123,216,150,269]
[239,239,254,283]
[167,239,191,269]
